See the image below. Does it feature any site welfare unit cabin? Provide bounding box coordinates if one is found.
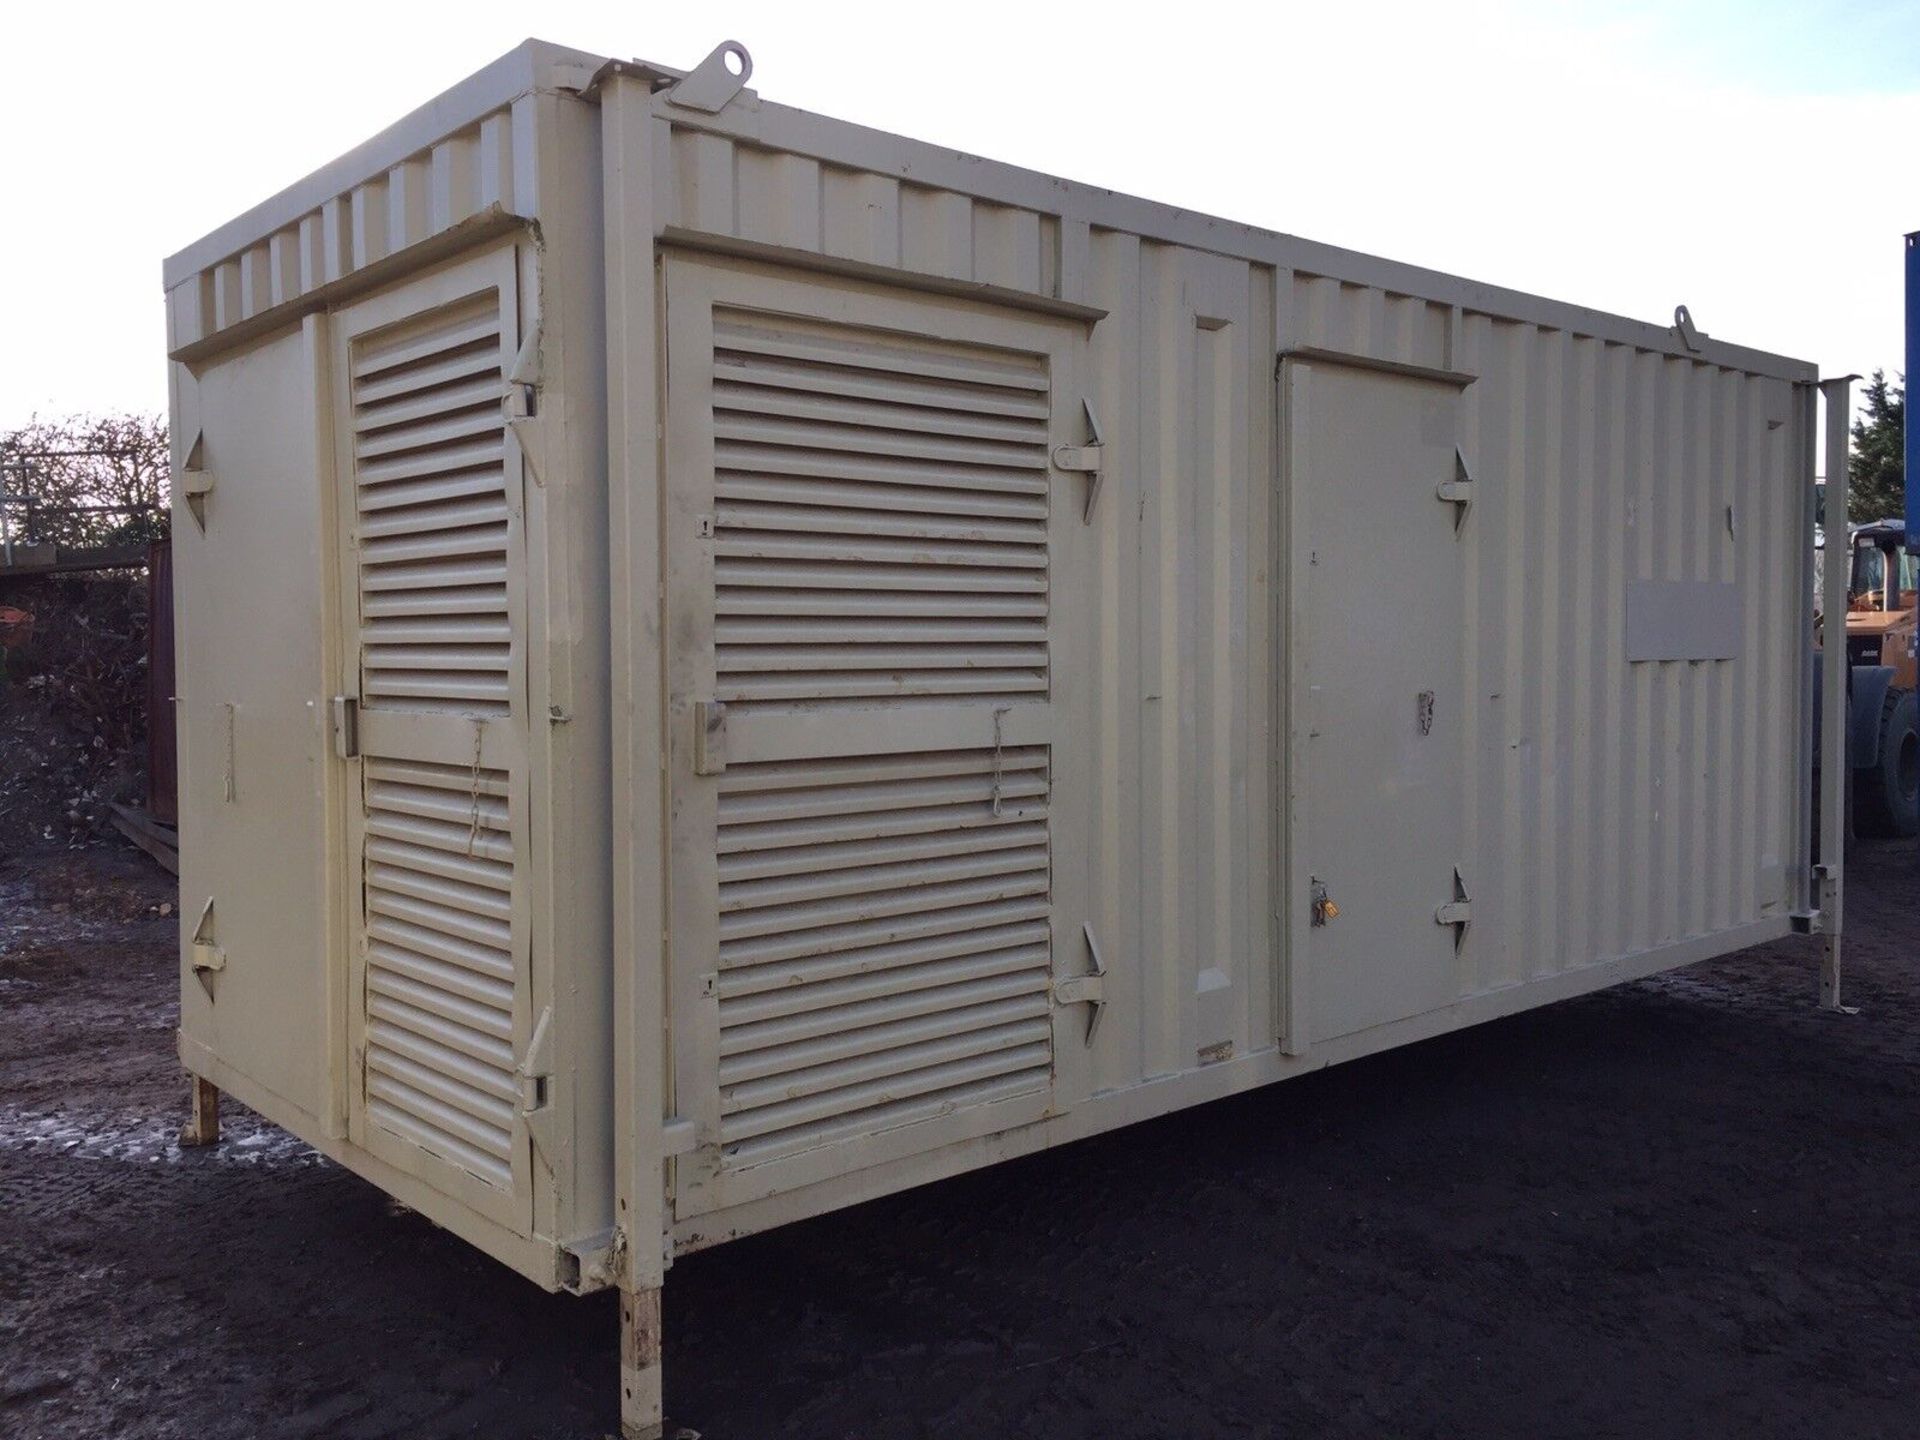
[164,39,1843,1436]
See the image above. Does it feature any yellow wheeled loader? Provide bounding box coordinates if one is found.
[1817,518,1919,836]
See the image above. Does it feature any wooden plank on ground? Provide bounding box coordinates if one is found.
[110,803,179,875]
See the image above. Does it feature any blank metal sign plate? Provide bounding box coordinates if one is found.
[1625,580,1743,661]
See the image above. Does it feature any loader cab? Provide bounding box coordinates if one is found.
[1843,521,1919,687]
[1848,521,1916,610]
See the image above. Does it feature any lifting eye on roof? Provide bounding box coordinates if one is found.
[667,40,754,114]
[1673,303,1706,354]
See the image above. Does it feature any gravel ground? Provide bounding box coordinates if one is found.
[3,838,1917,1439]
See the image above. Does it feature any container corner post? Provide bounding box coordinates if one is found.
[1817,373,1858,1013]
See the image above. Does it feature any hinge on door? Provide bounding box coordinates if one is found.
[1052,921,1109,1046]
[1052,399,1106,524]
[177,429,215,531]
[330,695,359,759]
[1436,447,1474,532]
[503,316,548,485]
[1436,449,1474,533]
[189,896,226,973]
[518,1005,557,1163]
[189,897,225,1001]
[1435,866,1471,950]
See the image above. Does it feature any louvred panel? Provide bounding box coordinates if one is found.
[709,312,1052,709]
[361,755,518,1188]
[350,292,513,716]
[714,746,1054,1168]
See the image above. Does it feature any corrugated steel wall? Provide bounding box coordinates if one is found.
[1433,315,1807,996]
[651,123,1810,1085]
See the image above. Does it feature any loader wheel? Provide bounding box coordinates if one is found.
[1857,688,1919,837]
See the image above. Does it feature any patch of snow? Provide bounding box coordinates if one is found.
[0,1105,324,1168]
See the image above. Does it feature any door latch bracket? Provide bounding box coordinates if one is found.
[330,695,360,760]
[693,700,727,775]
[517,1006,558,1161]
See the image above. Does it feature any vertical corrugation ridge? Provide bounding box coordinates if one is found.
[1456,313,1486,995]
[1090,229,1138,1093]
[1533,326,1563,976]
[1559,334,1589,975]
[1598,343,1628,961]
[1711,369,1739,933]
[1682,360,1711,938]
[1498,320,1530,988]
[1143,244,1182,1074]
[1627,349,1655,953]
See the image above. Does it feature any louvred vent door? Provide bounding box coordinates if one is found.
[664,258,1091,1217]
[333,246,535,1232]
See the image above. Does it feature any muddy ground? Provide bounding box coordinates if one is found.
[3,839,1917,1440]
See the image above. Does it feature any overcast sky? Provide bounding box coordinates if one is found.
[1,0,1913,432]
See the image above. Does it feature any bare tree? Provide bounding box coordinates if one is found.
[1,413,170,551]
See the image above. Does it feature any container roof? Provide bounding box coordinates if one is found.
[164,37,1817,386]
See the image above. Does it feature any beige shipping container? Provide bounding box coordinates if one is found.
[162,39,1848,1437]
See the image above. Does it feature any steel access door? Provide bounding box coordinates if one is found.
[331,245,538,1232]
[661,256,1097,1218]
[1287,359,1469,1044]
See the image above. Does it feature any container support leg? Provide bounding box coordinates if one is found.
[180,1074,221,1147]
[1817,865,1848,1011]
[1817,374,1856,1013]
[620,1284,664,1440]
